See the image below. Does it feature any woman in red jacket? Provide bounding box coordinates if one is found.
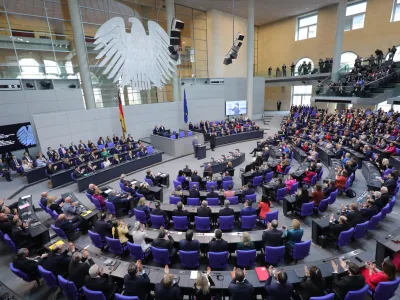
[361,259,396,290]
[384,142,397,155]
[93,189,106,208]
[303,167,317,185]
[335,170,348,191]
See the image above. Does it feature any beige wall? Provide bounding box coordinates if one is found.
[258,0,400,76]
[207,9,249,78]
[265,86,292,111]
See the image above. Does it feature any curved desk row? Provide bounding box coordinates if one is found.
[214,130,264,147]
[77,152,163,192]
[45,237,373,296]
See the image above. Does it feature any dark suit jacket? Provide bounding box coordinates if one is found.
[124,273,151,300]
[345,211,362,227]
[228,279,254,300]
[152,207,168,220]
[332,273,365,299]
[41,251,71,275]
[206,191,219,198]
[208,239,228,252]
[0,220,12,236]
[376,193,390,210]
[154,282,182,300]
[10,159,22,169]
[264,275,293,299]
[12,226,32,248]
[40,197,48,207]
[172,209,189,217]
[85,275,117,298]
[361,205,379,221]
[152,236,175,255]
[189,189,200,198]
[329,222,349,239]
[55,219,76,234]
[68,258,94,288]
[94,220,112,240]
[299,277,325,300]
[262,229,283,247]
[197,207,212,217]
[384,178,397,195]
[219,207,235,216]
[179,239,200,251]
[240,207,258,216]
[243,188,256,196]
[13,257,42,280]
[191,175,201,182]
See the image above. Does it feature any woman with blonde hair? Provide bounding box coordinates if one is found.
[47,196,63,214]
[283,219,304,251]
[112,220,130,245]
[236,232,255,250]
[194,267,212,300]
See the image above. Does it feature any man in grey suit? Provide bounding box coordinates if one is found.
[192,136,199,158]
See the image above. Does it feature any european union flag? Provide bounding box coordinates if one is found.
[184,89,188,124]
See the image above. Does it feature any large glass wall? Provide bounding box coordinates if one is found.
[0,0,78,79]
[0,0,208,108]
[79,0,208,107]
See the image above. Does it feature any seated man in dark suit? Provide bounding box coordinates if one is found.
[55,213,81,238]
[242,183,256,197]
[0,213,13,236]
[124,261,152,300]
[68,250,95,289]
[331,260,365,299]
[182,165,192,176]
[329,215,349,239]
[179,229,200,252]
[197,200,212,217]
[240,200,257,217]
[85,264,118,299]
[221,172,233,181]
[190,170,201,183]
[93,213,112,242]
[323,181,336,198]
[189,184,200,198]
[343,203,362,227]
[13,248,47,284]
[204,164,213,177]
[145,169,161,186]
[41,243,73,275]
[73,165,86,178]
[151,201,169,223]
[11,218,37,249]
[108,190,134,212]
[219,200,235,217]
[206,186,219,198]
[152,227,176,257]
[154,266,181,300]
[360,199,379,221]
[10,155,24,174]
[375,188,390,211]
[172,202,189,218]
[265,266,293,299]
[228,267,254,300]
[262,220,283,247]
[208,229,228,252]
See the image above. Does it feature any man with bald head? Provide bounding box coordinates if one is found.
[55,213,81,238]
[87,183,98,196]
[40,192,60,208]
[62,197,80,216]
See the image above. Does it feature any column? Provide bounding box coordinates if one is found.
[331,0,347,82]
[67,0,96,109]
[246,0,254,119]
[166,0,180,103]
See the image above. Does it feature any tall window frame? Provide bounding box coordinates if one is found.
[295,12,318,41]
[391,0,400,22]
[292,85,313,106]
[344,1,367,31]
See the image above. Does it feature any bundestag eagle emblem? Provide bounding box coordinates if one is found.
[94,17,176,90]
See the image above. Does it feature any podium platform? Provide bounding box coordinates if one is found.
[196,144,206,160]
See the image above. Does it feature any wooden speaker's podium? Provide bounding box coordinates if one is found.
[196,144,206,160]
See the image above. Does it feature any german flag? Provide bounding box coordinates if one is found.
[118,92,127,136]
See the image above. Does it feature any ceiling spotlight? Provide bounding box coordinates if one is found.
[236,33,245,41]
[68,84,76,89]
[25,82,34,89]
[229,49,238,59]
[223,55,232,65]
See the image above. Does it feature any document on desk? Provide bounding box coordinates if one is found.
[104,189,112,194]
[190,271,198,280]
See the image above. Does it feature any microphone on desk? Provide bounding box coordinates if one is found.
[211,158,215,161]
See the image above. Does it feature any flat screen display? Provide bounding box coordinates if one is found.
[225,100,247,116]
[0,122,37,153]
